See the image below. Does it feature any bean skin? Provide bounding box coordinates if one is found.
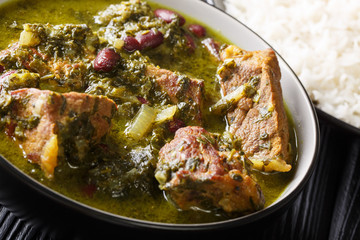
[137,96,149,104]
[154,9,185,26]
[168,118,186,133]
[81,184,96,198]
[185,33,196,52]
[136,30,164,50]
[94,48,121,72]
[0,65,4,73]
[123,36,141,52]
[188,24,207,38]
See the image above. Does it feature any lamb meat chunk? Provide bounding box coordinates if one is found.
[218,45,291,172]
[145,65,204,125]
[155,126,264,213]
[0,24,99,92]
[201,38,221,61]
[5,88,116,177]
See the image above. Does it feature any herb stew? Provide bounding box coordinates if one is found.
[0,0,297,223]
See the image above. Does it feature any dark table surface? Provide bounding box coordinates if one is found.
[0,109,360,240]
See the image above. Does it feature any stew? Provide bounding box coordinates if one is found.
[0,0,297,223]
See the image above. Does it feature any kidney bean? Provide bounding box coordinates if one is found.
[82,184,96,198]
[5,121,16,137]
[94,48,121,72]
[185,33,196,52]
[0,65,4,73]
[154,9,185,26]
[188,24,206,38]
[123,36,141,52]
[136,30,164,50]
[168,118,186,133]
[137,96,149,104]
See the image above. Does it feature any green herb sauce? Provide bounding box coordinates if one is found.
[0,0,297,223]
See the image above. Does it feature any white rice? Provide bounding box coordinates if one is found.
[224,0,360,127]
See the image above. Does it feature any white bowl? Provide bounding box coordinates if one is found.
[0,0,320,234]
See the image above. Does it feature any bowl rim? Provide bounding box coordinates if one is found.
[0,0,320,231]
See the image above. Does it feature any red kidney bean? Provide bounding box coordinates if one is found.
[137,96,149,104]
[188,24,206,38]
[185,33,196,52]
[94,48,121,72]
[82,184,96,198]
[168,118,186,133]
[123,36,141,52]
[5,122,16,137]
[154,9,185,26]
[136,30,164,50]
[0,65,4,73]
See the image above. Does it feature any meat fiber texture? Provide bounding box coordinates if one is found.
[218,45,291,172]
[7,88,116,177]
[156,126,264,213]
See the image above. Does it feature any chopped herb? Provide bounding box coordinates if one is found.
[185,157,200,172]
[229,170,243,182]
[260,132,268,140]
[259,140,271,149]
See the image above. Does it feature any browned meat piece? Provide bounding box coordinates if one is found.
[5,88,116,177]
[155,126,264,213]
[0,24,99,92]
[145,65,204,125]
[201,38,221,60]
[218,45,291,172]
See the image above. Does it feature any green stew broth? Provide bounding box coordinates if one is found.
[0,0,297,223]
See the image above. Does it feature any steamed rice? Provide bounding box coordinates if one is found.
[224,0,360,127]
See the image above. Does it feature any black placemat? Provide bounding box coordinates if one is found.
[0,205,47,239]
